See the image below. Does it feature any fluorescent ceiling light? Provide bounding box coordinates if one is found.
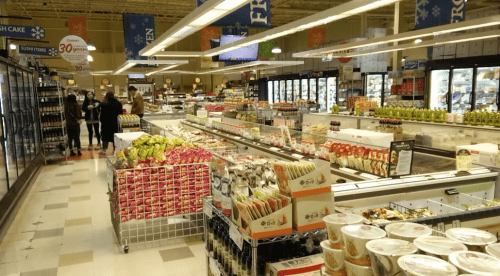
[10,44,16,50]
[87,55,93,62]
[197,61,303,75]
[91,70,113,75]
[204,0,398,57]
[145,65,181,76]
[87,44,96,51]
[324,30,500,59]
[294,14,500,58]
[272,47,282,54]
[415,39,423,43]
[154,51,203,57]
[113,59,189,75]
[139,0,251,56]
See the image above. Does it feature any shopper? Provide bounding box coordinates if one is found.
[82,91,101,149]
[129,86,144,118]
[99,91,123,155]
[65,94,83,156]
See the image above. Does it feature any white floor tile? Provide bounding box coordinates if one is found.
[57,262,93,276]
[0,261,24,275]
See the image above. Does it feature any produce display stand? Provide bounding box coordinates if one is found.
[38,82,68,164]
[203,197,326,276]
[108,157,211,253]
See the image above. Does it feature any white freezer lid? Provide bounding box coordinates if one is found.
[456,143,498,155]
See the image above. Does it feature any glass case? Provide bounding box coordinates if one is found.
[267,81,273,104]
[286,80,293,102]
[451,68,473,114]
[279,80,286,102]
[293,79,300,102]
[318,78,327,112]
[475,66,500,112]
[383,74,392,106]
[273,80,279,103]
[301,79,308,100]
[309,78,317,102]
[430,69,450,110]
[327,77,337,111]
[366,74,383,107]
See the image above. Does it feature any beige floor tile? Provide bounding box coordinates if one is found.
[20,267,58,276]
[22,246,61,272]
[58,250,93,267]
[60,239,93,255]
[0,249,28,264]
[36,219,66,231]
[65,217,92,227]
[62,225,92,245]
[30,236,63,249]
[2,232,35,243]
[56,262,93,276]
[0,240,31,253]
[68,195,91,202]
[0,261,24,275]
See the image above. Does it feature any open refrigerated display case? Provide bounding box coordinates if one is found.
[475,66,500,112]
[301,78,308,100]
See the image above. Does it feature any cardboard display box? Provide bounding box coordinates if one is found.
[267,254,324,276]
[275,159,332,198]
[292,192,335,232]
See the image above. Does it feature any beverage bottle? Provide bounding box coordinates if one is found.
[219,227,225,266]
[224,233,230,273]
[213,221,219,260]
[430,108,436,121]
[471,111,477,125]
[238,251,244,276]
[232,242,238,276]
[245,254,251,276]
[207,219,213,252]
[464,110,470,124]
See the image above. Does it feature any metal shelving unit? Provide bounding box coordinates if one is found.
[204,197,326,276]
[38,82,68,164]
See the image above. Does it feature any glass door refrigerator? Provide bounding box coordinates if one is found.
[7,67,25,178]
[0,63,16,199]
[301,78,309,100]
[273,80,279,103]
[293,78,300,102]
[318,77,327,111]
[286,79,293,102]
[383,74,393,107]
[267,80,273,104]
[430,69,450,111]
[364,73,384,107]
[327,76,337,112]
[279,80,286,103]
[474,67,500,112]
[450,68,473,114]
[309,77,317,102]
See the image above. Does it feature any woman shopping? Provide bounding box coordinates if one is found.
[99,92,123,155]
[82,91,101,149]
[65,94,83,156]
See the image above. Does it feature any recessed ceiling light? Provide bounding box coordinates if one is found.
[272,46,282,54]
[87,55,93,62]
[415,38,423,43]
[9,44,16,50]
[87,44,96,51]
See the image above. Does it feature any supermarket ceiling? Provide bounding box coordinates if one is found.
[6,0,495,26]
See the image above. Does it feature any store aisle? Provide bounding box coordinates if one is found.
[0,157,207,276]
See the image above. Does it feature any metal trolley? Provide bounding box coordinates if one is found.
[107,157,211,253]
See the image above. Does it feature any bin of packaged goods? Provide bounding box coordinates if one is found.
[456,143,499,167]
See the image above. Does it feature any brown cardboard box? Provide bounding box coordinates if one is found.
[292,192,335,232]
[267,254,324,276]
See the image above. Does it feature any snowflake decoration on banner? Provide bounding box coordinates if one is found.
[415,0,429,25]
[131,23,136,30]
[31,26,45,39]
[134,35,144,45]
[48,48,58,57]
[125,49,134,60]
[432,5,441,17]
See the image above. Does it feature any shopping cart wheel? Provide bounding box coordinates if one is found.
[124,245,129,254]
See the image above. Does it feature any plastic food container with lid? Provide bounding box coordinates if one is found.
[445,228,497,252]
[323,213,364,248]
[449,251,500,275]
[384,222,433,242]
[366,238,418,276]
[413,236,468,261]
[397,254,459,276]
[485,243,500,260]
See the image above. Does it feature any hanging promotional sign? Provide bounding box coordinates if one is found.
[0,24,45,39]
[415,0,466,29]
[18,45,58,57]
[68,16,87,42]
[196,0,271,28]
[74,63,92,76]
[123,14,157,67]
[59,35,88,64]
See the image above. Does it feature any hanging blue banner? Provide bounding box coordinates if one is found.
[196,0,271,28]
[18,45,58,56]
[123,14,157,67]
[415,0,466,29]
[0,24,45,39]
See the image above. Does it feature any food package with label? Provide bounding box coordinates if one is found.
[267,254,324,276]
[272,159,331,198]
[292,192,335,232]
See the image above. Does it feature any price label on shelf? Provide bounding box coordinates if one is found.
[234,136,241,140]
[209,257,221,276]
[292,153,304,159]
[59,35,88,64]
[229,223,244,250]
[359,173,379,180]
[203,200,213,218]
[269,147,280,151]
[340,168,358,174]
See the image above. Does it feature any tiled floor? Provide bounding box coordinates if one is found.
[0,125,208,276]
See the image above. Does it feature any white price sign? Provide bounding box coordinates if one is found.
[203,200,213,218]
[59,35,88,64]
[229,223,244,250]
[74,63,91,76]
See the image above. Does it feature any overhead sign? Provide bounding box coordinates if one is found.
[415,0,466,29]
[196,0,271,28]
[74,63,91,76]
[18,45,58,57]
[123,14,157,67]
[0,24,45,39]
[59,35,88,64]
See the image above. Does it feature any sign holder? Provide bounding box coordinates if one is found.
[388,140,415,178]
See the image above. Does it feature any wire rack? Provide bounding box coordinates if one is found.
[109,159,211,253]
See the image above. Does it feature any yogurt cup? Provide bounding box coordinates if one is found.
[485,243,500,260]
[445,228,497,252]
[323,266,348,276]
[323,213,364,249]
[449,251,500,275]
[321,240,345,272]
[341,225,386,266]
[397,254,459,276]
[366,238,418,276]
[385,222,432,242]
[344,260,374,276]
[413,236,468,261]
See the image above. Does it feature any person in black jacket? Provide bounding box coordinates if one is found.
[99,92,123,155]
[65,94,83,156]
[82,91,101,149]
